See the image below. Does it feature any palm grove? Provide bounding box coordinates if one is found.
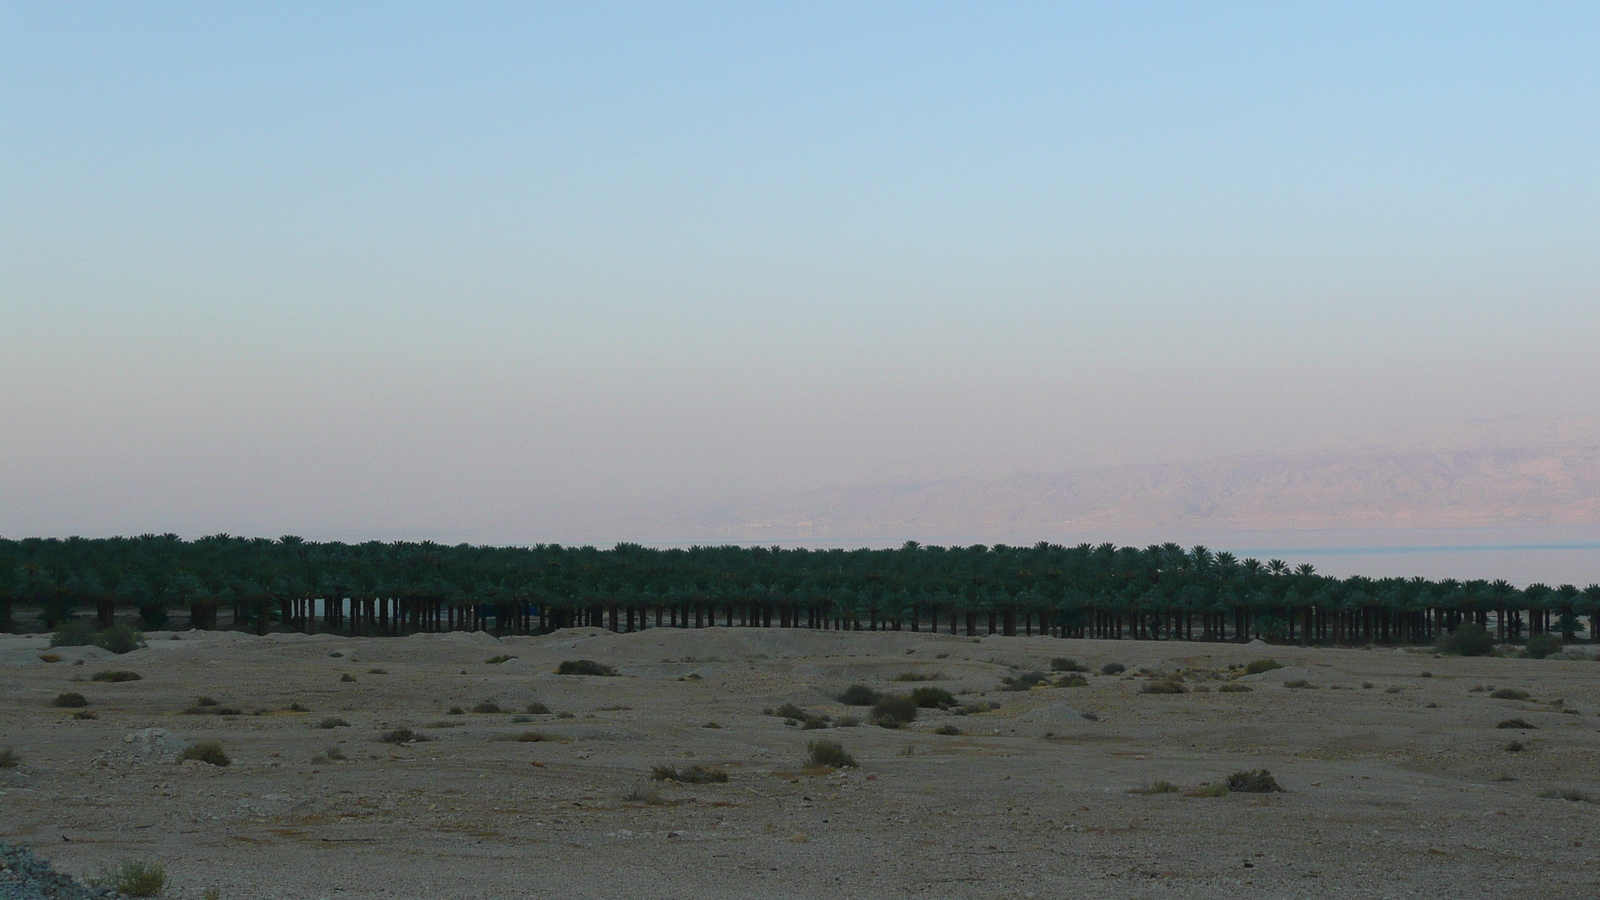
[3,535,1597,647]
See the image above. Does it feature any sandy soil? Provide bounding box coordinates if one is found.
[3,627,1599,900]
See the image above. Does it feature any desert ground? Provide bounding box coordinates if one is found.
[3,627,1599,900]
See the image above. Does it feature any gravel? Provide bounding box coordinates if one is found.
[0,843,120,900]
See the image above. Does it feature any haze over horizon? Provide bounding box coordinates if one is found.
[5,4,1599,572]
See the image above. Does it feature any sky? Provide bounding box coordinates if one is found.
[3,3,1599,544]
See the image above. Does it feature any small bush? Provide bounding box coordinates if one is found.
[377,728,429,744]
[471,700,504,714]
[702,721,721,728]
[557,711,575,719]
[340,674,357,683]
[1226,769,1283,793]
[367,668,387,675]
[836,684,879,706]
[772,702,809,721]
[1538,788,1593,803]
[91,669,141,683]
[1218,683,1253,693]
[73,710,96,720]
[910,687,956,709]
[108,859,166,897]
[484,655,516,664]
[651,764,728,783]
[1129,781,1179,794]
[1496,718,1536,729]
[181,741,230,767]
[1243,659,1283,675]
[447,706,465,715]
[1139,679,1186,695]
[52,691,88,708]
[1504,741,1526,752]
[870,696,919,728]
[555,660,616,676]
[1000,671,1050,692]
[94,624,145,655]
[934,725,962,736]
[1100,662,1126,676]
[892,672,941,682]
[525,702,551,715]
[0,746,17,767]
[1283,679,1312,689]
[285,702,309,713]
[1183,782,1229,798]
[323,746,346,761]
[1490,688,1532,701]
[317,717,350,729]
[834,715,860,727]
[49,619,97,648]
[194,696,218,707]
[492,731,550,743]
[37,653,61,663]
[1522,633,1562,659]
[806,739,857,768]
[1050,657,1088,672]
[1439,622,1494,656]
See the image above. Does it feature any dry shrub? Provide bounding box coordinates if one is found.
[106,859,166,897]
[1244,659,1283,675]
[52,692,88,708]
[934,725,962,736]
[377,728,429,744]
[1218,683,1253,693]
[92,670,141,682]
[1051,657,1088,672]
[1140,679,1186,695]
[1129,781,1179,794]
[0,746,17,768]
[471,700,504,714]
[651,764,728,783]
[525,702,551,714]
[910,687,956,709]
[1184,782,1229,798]
[484,655,515,664]
[870,696,918,728]
[1100,662,1126,676]
[317,717,350,729]
[1490,688,1532,701]
[1496,718,1536,730]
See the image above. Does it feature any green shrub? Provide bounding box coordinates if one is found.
[0,746,17,767]
[471,700,504,714]
[317,717,350,729]
[1496,718,1536,729]
[1183,782,1229,798]
[484,655,516,664]
[1243,659,1283,675]
[108,859,167,897]
[910,687,956,709]
[772,702,809,720]
[366,668,387,675]
[555,659,616,676]
[1504,740,1526,752]
[1100,662,1126,676]
[340,673,357,683]
[702,721,721,728]
[892,672,941,682]
[1439,622,1494,656]
[488,731,550,743]
[1055,673,1089,688]
[1139,679,1186,695]
[836,684,879,706]
[651,764,728,783]
[52,691,88,708]
[1227,769,1283,793]
[933,725,962,736]
[1051,657,1088,672]
[72,710,97,720]
[871,696,918,728]
[525,702,551,715]
[1283,679,1312,689]
[92,670,142,682]
[49,619,96,648]
[1490,688,1532,701]
[181,741,230,767]
[94,624,145,654]
[1523,634,1562,659]
[1218,683,1253,693]
[834,715,860,727]
[806,739,857,768]
[447,706,465,715]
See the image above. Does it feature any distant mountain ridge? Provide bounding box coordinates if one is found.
[654,421,1600,542]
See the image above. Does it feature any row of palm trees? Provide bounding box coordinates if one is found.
[3,534,1596,644]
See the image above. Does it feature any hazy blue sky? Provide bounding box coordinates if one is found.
[3,3,1598,542]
